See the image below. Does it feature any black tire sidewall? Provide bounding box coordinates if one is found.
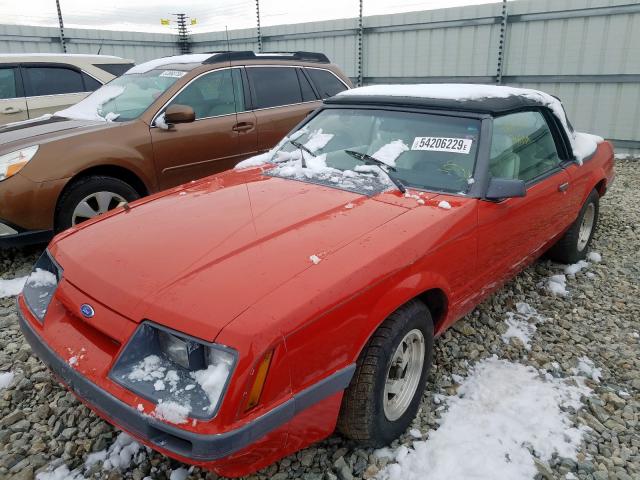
[370,303,434,445]
[56,176,139,231]
[575,190,599,256]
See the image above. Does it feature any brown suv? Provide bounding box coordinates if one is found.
[0,51,351,246]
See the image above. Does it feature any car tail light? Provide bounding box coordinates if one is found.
[245,350,273,411]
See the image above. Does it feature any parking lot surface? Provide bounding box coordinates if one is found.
[0,159,638,480]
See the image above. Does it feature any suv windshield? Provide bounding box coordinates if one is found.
[266,108,481,195]
[60,69,184,122]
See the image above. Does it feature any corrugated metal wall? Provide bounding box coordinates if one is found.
[1,0,639,149]
[0,24,177,61]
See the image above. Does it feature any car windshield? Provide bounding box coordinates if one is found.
[58,69,184,122]
[266,108,481,195]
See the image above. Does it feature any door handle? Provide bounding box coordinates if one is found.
[1,106,23,114]
[558,182,569,192]
[232,122,254,132]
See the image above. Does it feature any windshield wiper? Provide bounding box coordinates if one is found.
[286,138,316,168]
[344,150,407,193]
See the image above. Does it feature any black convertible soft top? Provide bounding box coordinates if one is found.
[325,92,550,115]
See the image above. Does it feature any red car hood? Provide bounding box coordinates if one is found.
[51,170,410,341]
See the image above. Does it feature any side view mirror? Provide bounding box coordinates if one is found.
[164,104,195,125]
[485,177,526,200]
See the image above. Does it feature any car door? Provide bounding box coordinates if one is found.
[150,67,258,190]
[475,110,572,295]
[245,66,321,153]
[21,64,100,118]
[0,66,28,124]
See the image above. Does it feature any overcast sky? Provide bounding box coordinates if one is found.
[0,0,504,33]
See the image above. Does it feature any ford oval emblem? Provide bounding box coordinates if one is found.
[80,304,95,318]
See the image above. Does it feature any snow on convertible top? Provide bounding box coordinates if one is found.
[338,84,603,163]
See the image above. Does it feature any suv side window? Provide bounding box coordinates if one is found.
[170,68,244,120]
[81,73,102,92]
[0,68,19,99]
[490,110,561,183]
[306,68,348,98]
[22,66,85,96]
[246,67,302,109]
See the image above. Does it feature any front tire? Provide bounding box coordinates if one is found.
[547,189,599,264]
[338,300,433,447]
[55,176,140,232]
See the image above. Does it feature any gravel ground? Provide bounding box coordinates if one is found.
[0,159,638,480]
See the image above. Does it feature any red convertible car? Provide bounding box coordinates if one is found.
[18,84,614,477]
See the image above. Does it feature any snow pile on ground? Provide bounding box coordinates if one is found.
[154,400,190,424]
[26,268,57,287]
[125,54,211,74]
[0,275,27,298]
[547,274,568,296]
[37,432,144,480]
[501,302,546,350]
[587,251,602,263]
[377,357,589,480]
[572,356,602,383]
[337,84,602,162]
[0,371,14,389]
[565,260,589,276]
[169,467,191,480]
[55,85,125,122]
[190,361,232,414]
[85,432,142,471]
[36,464,86,480]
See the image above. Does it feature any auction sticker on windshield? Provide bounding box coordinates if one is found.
[411,137,472,154]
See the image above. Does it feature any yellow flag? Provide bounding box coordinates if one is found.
[160,19,170,26]
[190,18,197,25]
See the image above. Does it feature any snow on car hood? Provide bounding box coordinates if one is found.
[55,84,124,122]
[51,170,408,341]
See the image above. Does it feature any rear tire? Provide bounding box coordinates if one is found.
[55,176,140,232]
[337,300,433,447]
[547,189,599,264]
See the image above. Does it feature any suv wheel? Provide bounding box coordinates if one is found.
[338,300,433,446]
[56,176,140,231]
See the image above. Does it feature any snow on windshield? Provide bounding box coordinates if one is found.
[55,84,125,122]
[338,84,602,163]
[236,128,402,193]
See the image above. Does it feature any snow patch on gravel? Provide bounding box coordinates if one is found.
[377,357,590,480]
[547,274,568,296]
[0,275,27,298]
[0,371,14,389]
[501,302,546,350]
[572,356,602,382]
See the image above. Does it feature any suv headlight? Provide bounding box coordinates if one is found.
[110,322,236,420]
[0,145,39,181]
[23,250,62,322]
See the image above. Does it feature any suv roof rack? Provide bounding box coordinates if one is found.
[203,51,330,64]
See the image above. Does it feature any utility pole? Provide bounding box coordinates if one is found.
[55,0,67,53]
[255,0,263,53]
[496,0,508,84]
[357,0,364,86]
[173,13,192,54]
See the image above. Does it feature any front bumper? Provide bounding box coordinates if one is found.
[18,303,354,462]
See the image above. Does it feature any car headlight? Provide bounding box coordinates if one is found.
[23,250,62,322]
[110,322,236,420]
[0,145,39,181]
